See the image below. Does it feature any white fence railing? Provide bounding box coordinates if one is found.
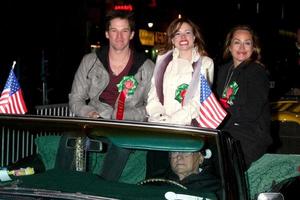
[0,103,73,167]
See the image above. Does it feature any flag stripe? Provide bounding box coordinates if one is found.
[199,105,218,128]
[201,102,219,127]
[0,106,7,113]
[205,96,222,123]
[207,94,227,121]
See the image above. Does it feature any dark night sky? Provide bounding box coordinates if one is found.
[0,0,299,112]
[0,1,87,111]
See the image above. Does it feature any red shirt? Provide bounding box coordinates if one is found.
[99,52,133,107]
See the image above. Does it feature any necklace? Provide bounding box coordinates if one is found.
[109,51,131,76]
[223,65,234,94]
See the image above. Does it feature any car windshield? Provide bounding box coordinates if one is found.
[0,115,226,200]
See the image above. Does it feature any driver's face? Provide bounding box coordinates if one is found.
[170,152,203,180]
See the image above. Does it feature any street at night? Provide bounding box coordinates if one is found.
[0,1,299,199]
[0,1,299,109]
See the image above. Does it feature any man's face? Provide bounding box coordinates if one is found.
[105,18,134,51]
[170,152,203,180]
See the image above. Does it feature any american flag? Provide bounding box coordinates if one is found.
[0,68,27,114]
[197,74,227,129]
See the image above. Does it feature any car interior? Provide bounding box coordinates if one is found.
[3,124,223,200]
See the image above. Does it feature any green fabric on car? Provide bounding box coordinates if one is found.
[15,169,217,200]
[35,135,146,184]
[35,135,60,170]
[246,154,300,200]
[89,150,147,184]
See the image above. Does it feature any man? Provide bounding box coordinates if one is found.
[143,150,221,197]
[69,10,154,120]
[167,151,221,196]
[62,10,154,180]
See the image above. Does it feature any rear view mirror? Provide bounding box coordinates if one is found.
[257,193,284,200]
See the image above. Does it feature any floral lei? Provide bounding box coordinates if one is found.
[220,81,239,108]
[116,76,138,120]
[117,76,138,95]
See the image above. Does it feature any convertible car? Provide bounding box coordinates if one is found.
[0,113,299,200]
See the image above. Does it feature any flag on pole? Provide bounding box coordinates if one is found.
[0,63,27,114]
[197,74,227,129]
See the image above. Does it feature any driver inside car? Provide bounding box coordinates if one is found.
[142,148,221,198]
[167,150,220,193]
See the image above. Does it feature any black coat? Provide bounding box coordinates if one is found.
[164,168,221,194]
[216,60,272,168]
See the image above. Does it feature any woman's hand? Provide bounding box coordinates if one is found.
[87,111,100,119]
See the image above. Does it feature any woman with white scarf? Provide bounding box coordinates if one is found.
[146,17,214,125]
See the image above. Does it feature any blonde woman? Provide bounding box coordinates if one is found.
[216,25,272,169]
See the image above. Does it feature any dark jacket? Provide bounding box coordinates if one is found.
[216,60,272,168]
[163,167,221,196]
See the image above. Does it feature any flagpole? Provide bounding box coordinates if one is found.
[12,61,16,70]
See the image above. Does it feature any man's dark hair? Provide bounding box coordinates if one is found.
[105,10,135,31]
